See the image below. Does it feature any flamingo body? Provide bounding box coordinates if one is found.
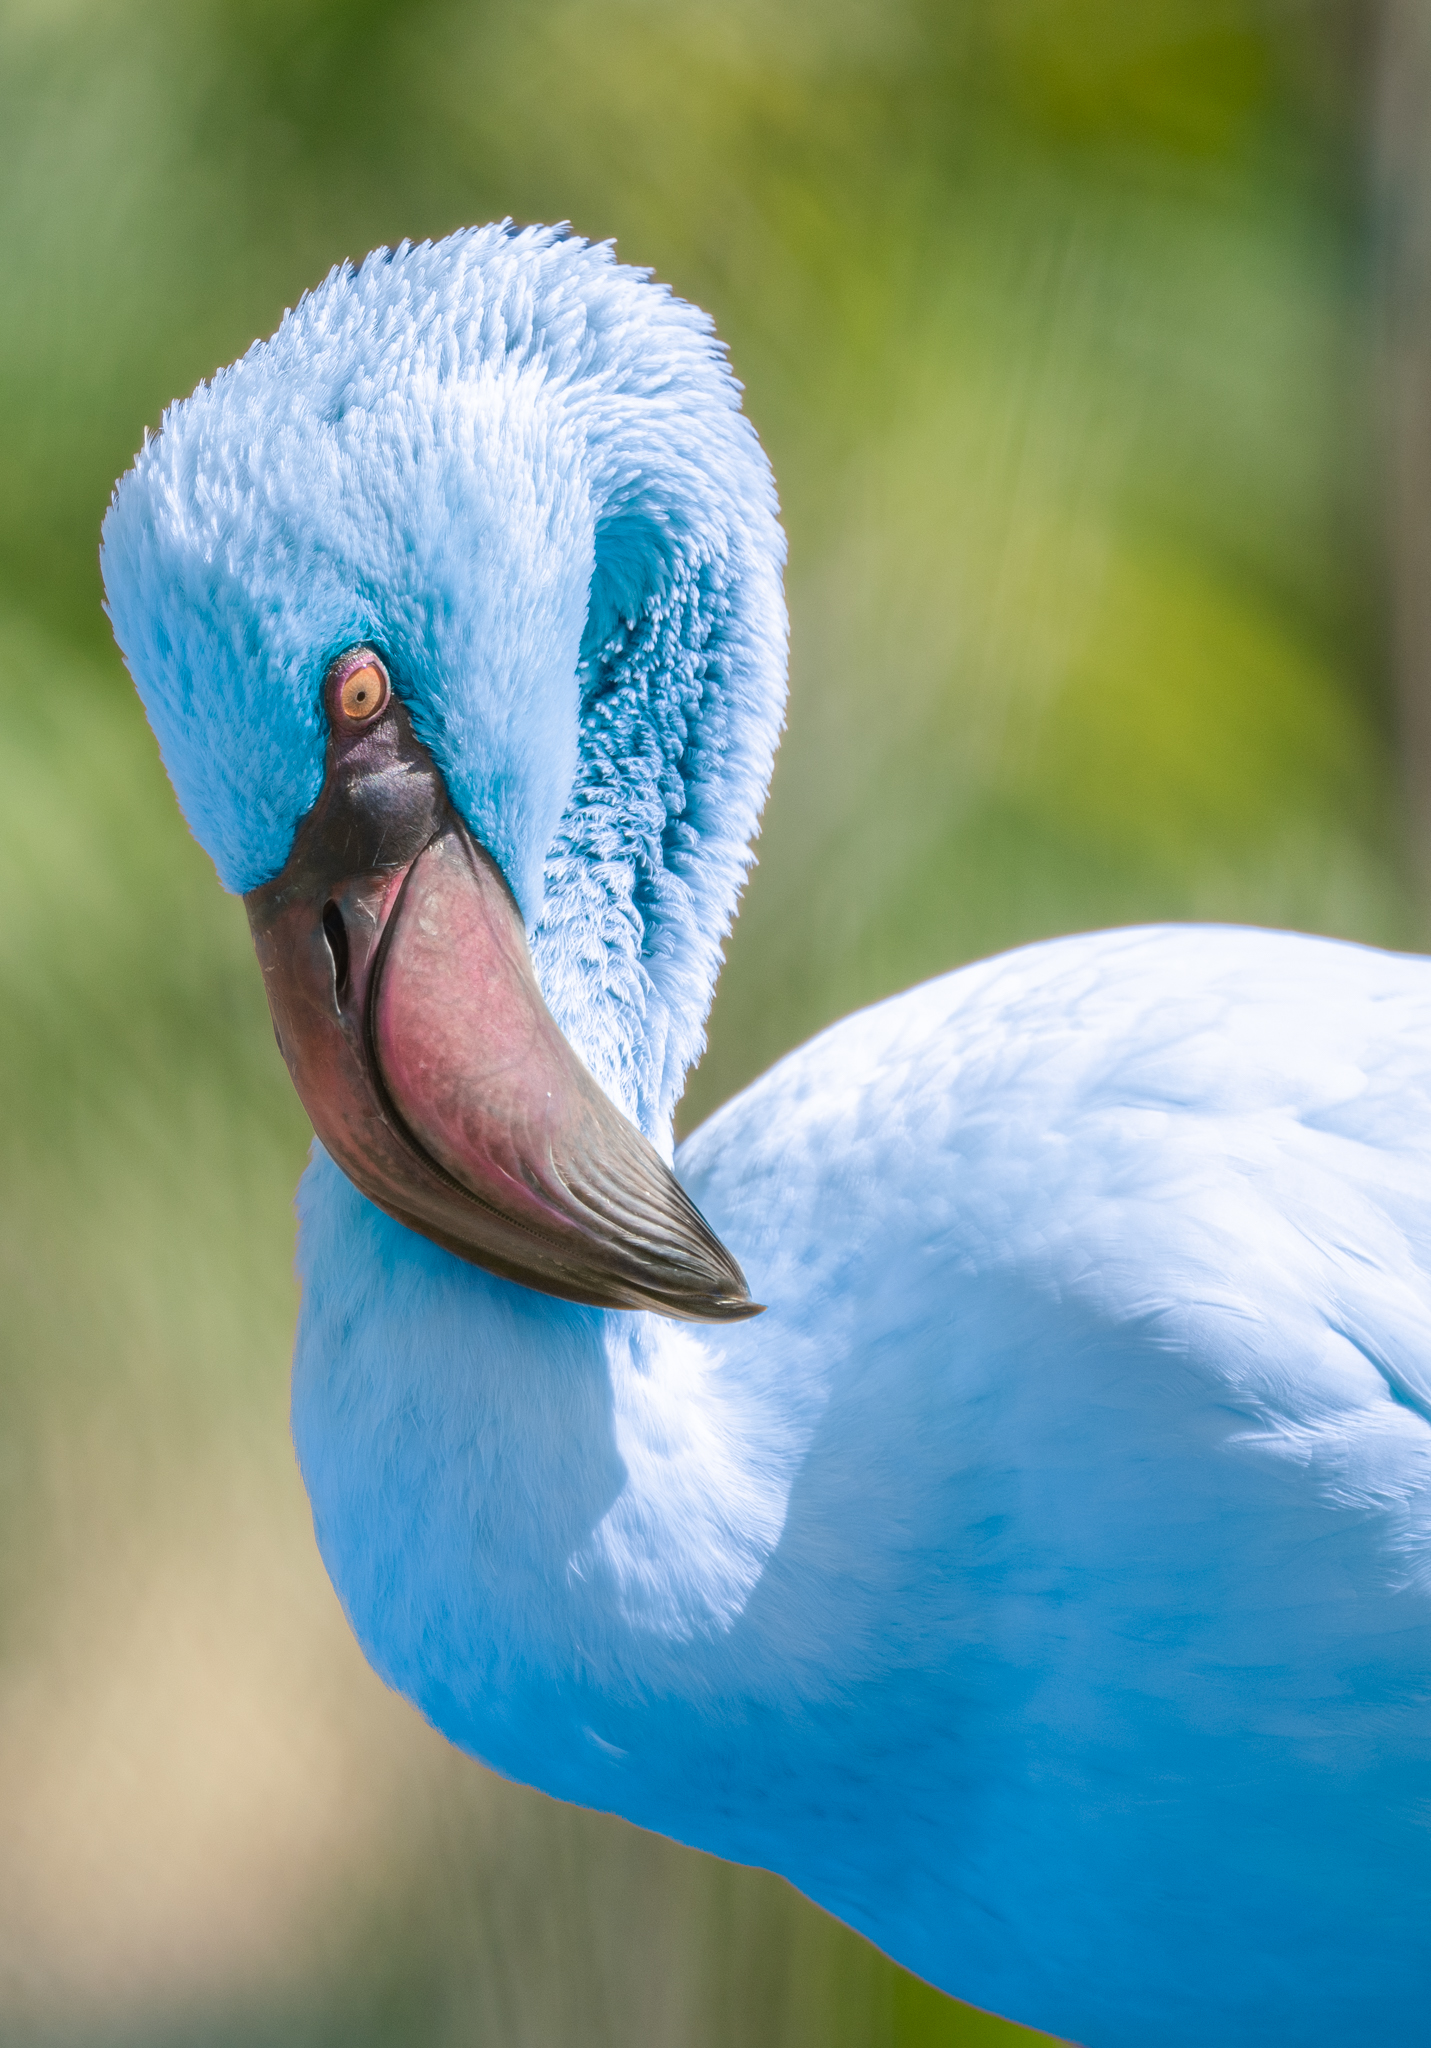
[99,226,1431,2044]
[293,920,1431,2045]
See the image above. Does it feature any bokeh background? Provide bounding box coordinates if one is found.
[0,2,1421,2043]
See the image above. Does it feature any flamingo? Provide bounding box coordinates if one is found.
[100,224,1431,2045]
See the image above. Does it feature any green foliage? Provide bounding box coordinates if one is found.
[0,2,1399,2043]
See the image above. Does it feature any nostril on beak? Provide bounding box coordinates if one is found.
[322,899,350,997]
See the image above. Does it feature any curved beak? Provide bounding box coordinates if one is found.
[244,694,761,1322]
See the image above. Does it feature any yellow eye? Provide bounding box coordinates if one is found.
[330,652,391,727]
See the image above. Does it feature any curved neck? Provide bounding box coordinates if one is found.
[290,1153,807,1772]
[531,514,785,1147]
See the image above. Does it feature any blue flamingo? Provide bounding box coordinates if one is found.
[101,226,1431,2045]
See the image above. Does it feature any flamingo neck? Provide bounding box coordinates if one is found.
[290,1151,803,1780]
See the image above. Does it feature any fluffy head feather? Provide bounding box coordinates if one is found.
[101,224,788,1131]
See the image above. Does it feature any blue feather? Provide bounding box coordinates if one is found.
[103,227,1431,2045]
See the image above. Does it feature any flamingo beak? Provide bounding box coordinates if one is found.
[242,677,760,1323]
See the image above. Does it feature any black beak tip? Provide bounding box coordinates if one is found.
[707,1292,767,1323]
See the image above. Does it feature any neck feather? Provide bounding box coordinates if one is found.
[532,463,786,1146]
[291,1154,805,1768]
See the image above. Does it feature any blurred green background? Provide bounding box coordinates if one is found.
[0,2,1414,2043]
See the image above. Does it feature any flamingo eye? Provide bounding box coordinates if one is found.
[329,651,391,727]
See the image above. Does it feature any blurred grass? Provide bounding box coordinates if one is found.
[0,2,1406,2044]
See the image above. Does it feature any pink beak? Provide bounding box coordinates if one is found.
[244,685,760,1322]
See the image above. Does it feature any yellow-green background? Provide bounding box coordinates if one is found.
[0,3,1406,2044]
